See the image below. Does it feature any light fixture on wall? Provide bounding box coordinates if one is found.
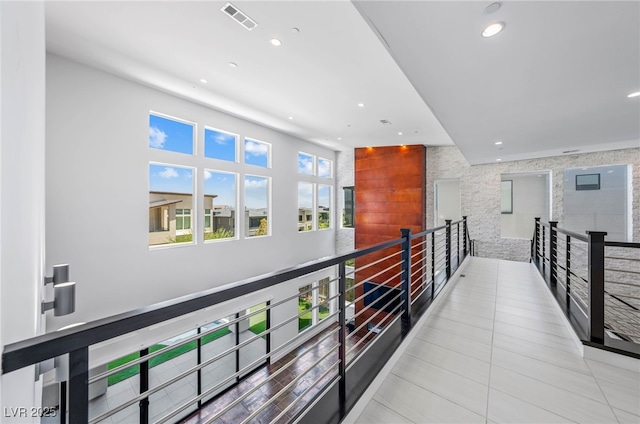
[42,264,76,316]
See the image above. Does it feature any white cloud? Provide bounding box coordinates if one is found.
[159,167,178,179]
[298,157,313,174]
[149,126,167,148]
[215,134,230,145]
[245,177,268,190]
[318,159,332,178]
[245,140,268,156]
[204,170,212,180]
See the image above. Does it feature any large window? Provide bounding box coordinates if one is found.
[245,175,269,237]
[149,113,194,155]
[298,277,333,333]
[318,185,331,229]
[204,170,237,241]
[298,284,313,332]
[298,152,314,175]
[298,182,314,231]
[205,128,237,162]
[342,186,354,228]
[244,138,270,168]
[149,164,194,246]
[318,157,332,179]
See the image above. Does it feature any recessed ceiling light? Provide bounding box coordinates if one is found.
[270,38,282,46]
[496,158,502,161]
[228,62,238,68]
[628,91,640,98]
[200,79,208,84]
[398,132,403,135]
[494,141,503,145]
[337,137,342,140]
[357,103,365,108]
[484,2,502,14]
[482,22,505,37]
[288,116,293,120]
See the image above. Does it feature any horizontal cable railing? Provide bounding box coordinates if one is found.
[2,218,471,424]
[532,218,639,357]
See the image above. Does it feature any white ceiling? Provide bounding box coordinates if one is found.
[44,1,639,164]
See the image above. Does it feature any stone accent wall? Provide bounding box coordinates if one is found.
[426,146,640,262]
[335,149,355,254]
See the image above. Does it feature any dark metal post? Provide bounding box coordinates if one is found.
[534,217,541,265]
[59,381,66,424]
[463,216,468,258]
[587,231,607,344]
[68,347,89,424]
[542,224,546,275]
[549,221,558,287]
[266,300,271,365]
[197,328,202,408]
[235,312,240,382]
[431,232,436,300]
[445,220,452,280]
[400,228,412,336]
[338,261,347,418]
[566,235,571,310]
[456,222,460,268]
[140,348,149,424]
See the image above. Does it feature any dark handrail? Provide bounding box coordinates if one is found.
[2,237,403,374]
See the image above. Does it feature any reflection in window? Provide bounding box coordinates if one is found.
[318,184,331,229]
[204,170,237,241]
[149,164,194,246]
[245,175,269,237]
[244,138,270,168]
[318,157,332,178]
[298,284,313,332]
[205,128,237,162]
[298,152,314,175]
[149,114,194,155]
[298,182,314,231]
[342,186,354,228]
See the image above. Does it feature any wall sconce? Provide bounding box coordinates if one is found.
[42,264,76,316]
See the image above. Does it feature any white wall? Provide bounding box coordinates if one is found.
[434,179,461,226]
[0,1,46,418]
[45,55,337,336]
[501,173,550,239]
[335,149,355,255]
[563,165,629,241]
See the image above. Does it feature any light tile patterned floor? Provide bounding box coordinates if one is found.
[346,257,640,424]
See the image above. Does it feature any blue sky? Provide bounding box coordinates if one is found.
[245,176,268,209]
[318,158,332,178]
[244,139,269,167]
[318,185,331,208]
[298,153,314,174]
[149,164,193,194]
[298,182,313,208]
[204,170,236,206]
[205,128,236,162]
[149,114,194,154]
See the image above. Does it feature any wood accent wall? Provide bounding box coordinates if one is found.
[354,145,426,336]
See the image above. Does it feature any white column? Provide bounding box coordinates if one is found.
[0,1,46,420]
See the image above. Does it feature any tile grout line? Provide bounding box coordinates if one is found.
[582,358,626,424]
[484,260,500,424]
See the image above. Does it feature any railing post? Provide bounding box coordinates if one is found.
[542,224,546,275]
[445,220,452,280]
[266,300,271,365]
[431,232,436,300]
[566,235,571,311]
[68,347,89,424]
[534,217,541,265]
[140,348,149,424]
[338,261,347,417]
[197,328,202,408]
[587,231,607,344]
[549,221,558,287]
[456,222,460,267]
[463,216,468,258]
[400,228,412,336]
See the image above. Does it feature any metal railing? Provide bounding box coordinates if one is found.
[532,218,640,357]
[2,218,470,424]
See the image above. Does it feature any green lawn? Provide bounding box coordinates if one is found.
[248,303,267,335]
[107,326,231,386]
[298,299,331,331]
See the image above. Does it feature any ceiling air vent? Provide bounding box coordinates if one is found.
[380,119,392,125]
[221,3,258,31]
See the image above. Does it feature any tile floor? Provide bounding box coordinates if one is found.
[345,257,640,424]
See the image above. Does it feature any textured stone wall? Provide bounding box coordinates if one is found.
[335,149,355,254]
[426,146,640,262]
